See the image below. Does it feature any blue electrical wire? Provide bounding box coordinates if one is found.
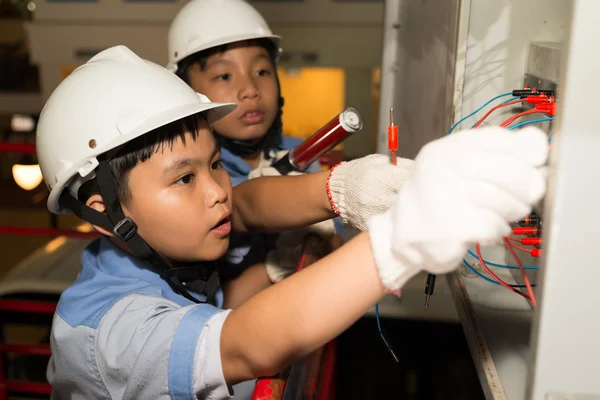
[501,97,520,104]
[447,93,542,288]
[462,259,536,288]
[467,249,538,269]
[375,301,398,361]
[448,92,515,135]
[508,117,555,131]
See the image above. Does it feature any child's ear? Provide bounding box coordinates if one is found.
[86,194,114,237]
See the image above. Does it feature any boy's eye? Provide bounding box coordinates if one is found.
[215,73,231,81]
[176,173,195,185]
[211,159,223,170]
[257,69,271,77]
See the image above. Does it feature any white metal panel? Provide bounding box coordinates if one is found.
[455,0,569,128]
[376,0,462,158]
[375,0,402,154]
[449,0,472,136]
[528,1,600,398]
[448,244,535,400]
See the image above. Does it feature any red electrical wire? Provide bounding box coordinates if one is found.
[507,241,533,253]
[475,242,532,302]
[503,237,537,307]
[500,109,545,128]
[473,99,523,128]
[506,237,520,242]
[469,94,541,307]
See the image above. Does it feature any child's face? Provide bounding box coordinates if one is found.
[187,41,279,143]
[123,119,233,262]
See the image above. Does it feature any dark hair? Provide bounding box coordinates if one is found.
[175,38,279,84]
[175,39,284,155]
[76,114,205,206]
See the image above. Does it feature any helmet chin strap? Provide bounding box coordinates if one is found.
[60,161,219,304]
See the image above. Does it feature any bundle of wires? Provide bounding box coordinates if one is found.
[449,92,556,134]
[447,91,554,307]
[373,91,546,360]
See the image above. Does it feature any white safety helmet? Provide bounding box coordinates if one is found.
[167,0,282,73]
[37,45,237,214]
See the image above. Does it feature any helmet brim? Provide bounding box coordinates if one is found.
[47,100,237,214]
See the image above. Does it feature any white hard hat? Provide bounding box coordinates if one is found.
[167,0,282,72]
[37,45,237,214]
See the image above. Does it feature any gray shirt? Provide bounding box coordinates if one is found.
[47,237,254,399]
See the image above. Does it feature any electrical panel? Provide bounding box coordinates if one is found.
[378,1,600,398]
[505,42,563,297]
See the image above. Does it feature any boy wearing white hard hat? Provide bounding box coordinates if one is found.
[38,45,548,399]
[168,0,354,306]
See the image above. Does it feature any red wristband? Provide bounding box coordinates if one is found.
[326,162,342,215]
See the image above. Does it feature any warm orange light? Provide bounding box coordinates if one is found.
[12,163,43,191]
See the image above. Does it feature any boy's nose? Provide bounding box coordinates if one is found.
[239,77,260,100]
[205,178,229,207]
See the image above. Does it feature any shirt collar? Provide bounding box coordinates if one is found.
[93,237,222,307]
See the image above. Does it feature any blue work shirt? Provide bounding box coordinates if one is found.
[219,135,344,281]
[47,237,255,399]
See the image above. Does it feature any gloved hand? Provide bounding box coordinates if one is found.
[366,127,549,293]
[265,219,336,283]
[247,151,337,283]
[327,154,415,231]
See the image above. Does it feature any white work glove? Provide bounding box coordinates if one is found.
[247,151,336,283]
[367,127,549,293]
[327,154,415,231]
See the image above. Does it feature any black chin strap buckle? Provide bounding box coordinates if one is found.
[113,217,137,242]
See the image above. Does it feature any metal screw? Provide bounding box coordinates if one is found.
[89,139,97,149]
